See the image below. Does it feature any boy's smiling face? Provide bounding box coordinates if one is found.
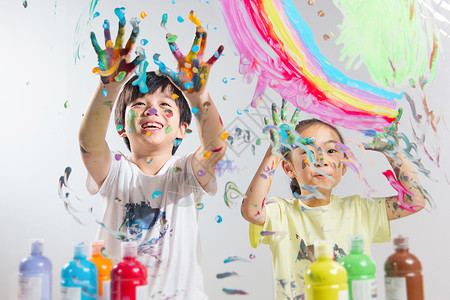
[120,87,187,155]
[283,123,347,195]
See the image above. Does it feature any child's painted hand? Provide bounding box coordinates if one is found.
[364,108,403,152]
[90,8,143,84]
[263,99,301,155]
[153,10,224,93]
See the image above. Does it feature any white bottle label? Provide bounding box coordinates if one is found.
[351,279,377,299]
[18,277,42,300]
[102,280,111,300]
[61,286,82,300]
[385,277,407,300]
[136,284,148,300]
[338,289,349,300]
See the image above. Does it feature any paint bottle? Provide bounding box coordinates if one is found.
[111,242,148,300]
[89,240,113,299]
[18,239,52,300]
[305,240,349,300]
[384,235,424,300]
[339,235,377,300]
[61,242,98,300]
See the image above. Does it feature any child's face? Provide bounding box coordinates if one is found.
[283,123,347,194]
[120,87,187,154]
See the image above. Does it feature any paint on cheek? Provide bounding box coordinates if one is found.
[302,158,309,169]
[164,108,173,118]
[165,125,172,134]
[126,109,139,132]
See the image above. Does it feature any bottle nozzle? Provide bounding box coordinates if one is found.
[393,235,409,249]
[121,242,138,259]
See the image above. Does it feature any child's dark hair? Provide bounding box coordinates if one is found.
[284,118,345,197]
[114,72,192,155]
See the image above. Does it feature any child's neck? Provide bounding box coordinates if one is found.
[300,189,332,207]
[130,149,173,176]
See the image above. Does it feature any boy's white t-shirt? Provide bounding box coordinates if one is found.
[87,151,216,300]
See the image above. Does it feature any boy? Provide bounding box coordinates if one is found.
[79,13,226,299]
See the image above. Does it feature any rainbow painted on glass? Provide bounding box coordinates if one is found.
[219,0,403,131]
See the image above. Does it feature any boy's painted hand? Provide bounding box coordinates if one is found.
[263,99,301,155]
[90,8,143,84]
[364,108,403,152]
[153,10,224,93]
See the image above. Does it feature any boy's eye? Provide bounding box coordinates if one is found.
[328,149,338,154]
[133,102,145,106]
[161,102,171,107]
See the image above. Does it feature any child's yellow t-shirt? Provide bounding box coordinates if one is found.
[249,194,390,300]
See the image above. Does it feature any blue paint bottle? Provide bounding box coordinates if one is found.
[61,242,98,300]
[18,239,52,300]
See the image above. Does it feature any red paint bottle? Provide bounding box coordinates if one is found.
[384,236,424,300]
[111,242,148,300]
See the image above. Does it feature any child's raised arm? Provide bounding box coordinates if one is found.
[242,100,300,225]
[366,110,427,220]
[383,152,427,220]
[152,11,226,189]
[79,15,141,188]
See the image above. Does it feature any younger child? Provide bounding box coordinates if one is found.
[79,13,226,299]
[241,99,426,299]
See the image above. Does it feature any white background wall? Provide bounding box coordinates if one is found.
[2,0,450,299]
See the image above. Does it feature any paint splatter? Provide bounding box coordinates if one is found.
[177,16,184,23]
[224,256,249,263]
[216,272,238,279]
[215,215,223,223]
[152,191,162,199]
[222,288,248,295]
[196,203,204,210]
[161,13,168,29]
[224,181,247,208]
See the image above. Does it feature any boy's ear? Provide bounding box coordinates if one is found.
[117,124,127,137]
[282,160,296,178]
[177,122,189,139]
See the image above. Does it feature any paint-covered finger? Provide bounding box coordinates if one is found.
[103,20,112,47]
[122,54,143,75]
[272,103,281,126]
[197,32,207,61]
[166,34,184,62]
[114,22,126,49]
[123,18,140,55]
[186,29,202,63]
[264,116,270,126]
[192,59,201,92]
[206,45,224,65]
[280,98,288,122]
[90,32,103,55]
[290,108,301,125]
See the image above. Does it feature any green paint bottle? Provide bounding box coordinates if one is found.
[339,235,377,300]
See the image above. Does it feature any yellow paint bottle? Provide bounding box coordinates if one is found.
[305,240,349,300]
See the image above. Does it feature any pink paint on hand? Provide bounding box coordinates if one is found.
[382,170,424,212]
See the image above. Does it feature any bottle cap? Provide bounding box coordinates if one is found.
[314,240,333,259]
[91,240,105,255]
[30,239,44,254]
[393,235,409,249]
[73,242,89,258]
[121,242,138,258]
[349,235,364,252]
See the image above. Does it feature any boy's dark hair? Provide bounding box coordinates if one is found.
[284,118,345,197]
[114,72,192,155]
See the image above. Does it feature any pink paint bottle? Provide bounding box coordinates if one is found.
[111,242,148,300]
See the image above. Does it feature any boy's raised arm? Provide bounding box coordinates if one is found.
[153,12,227,189]
[79,14,141,188]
